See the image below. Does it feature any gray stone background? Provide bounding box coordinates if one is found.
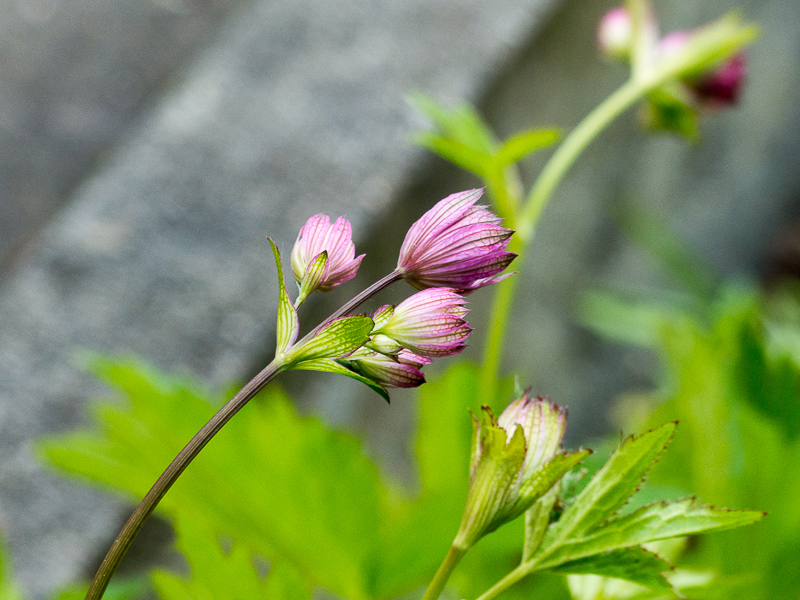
[0,0,797,596]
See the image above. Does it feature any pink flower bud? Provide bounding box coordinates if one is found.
[291,214,365,295]
[597,7,634,60]
[397,189,516,294]
[342,348,431,388]
[660,30,747,107]
[372,287,471,358]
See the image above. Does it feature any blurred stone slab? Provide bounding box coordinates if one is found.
[0,0,239,272]
[0,0,559,596]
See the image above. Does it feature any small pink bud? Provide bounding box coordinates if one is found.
[597,7,634,60]
[291,214,365,297]
[372,287,471,358]
[342,348,430,389]
[397,189,516,294]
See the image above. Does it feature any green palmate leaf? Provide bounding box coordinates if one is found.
[268,239,299,357]
[554,547,673,593]
[151,517,311,600]
[544,423,676,545]
[40,358,385,600]
[285,315,373,363]
[494,129,560,167]
[296,250,328,306]
[292,358,390,402]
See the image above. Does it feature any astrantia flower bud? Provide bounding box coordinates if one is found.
[453,393,589,550]
[397,189,516,294]
[341,348,430,389]
[597,7,634,60]
[659,30,747,107]
[371,288,471,358]
[291,214,365,303]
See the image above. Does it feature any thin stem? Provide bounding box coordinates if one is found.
[84,358,287,600]
[421,545,467,600]
[518,78,642,242]
[478,237,524,405]
[84,269,404,600]
[474,565,529,600]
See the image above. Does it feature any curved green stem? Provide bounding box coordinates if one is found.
[518,78,642,243]
[84,269,404,600]
[421,545,467,600]
[84,358,288,600]
[474,565,529,600]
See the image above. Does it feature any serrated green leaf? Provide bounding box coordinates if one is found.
[292,358,390,402]
[285,315,373,363]
[268,238,299,356]
[40,358,384,600]
[295,250,328,307]
[151,517,311,600]
[544,423,677,546]
[554,547,674,593]
[539,498,764,570]
[494,129,560,167]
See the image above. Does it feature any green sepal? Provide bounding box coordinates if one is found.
[523,482,560,561]
[555,547,674,593]
[518,450,592,506]
[295,251,328,307]
[269,238,299,357]
[284,316,374,363]
[292,358,390,403]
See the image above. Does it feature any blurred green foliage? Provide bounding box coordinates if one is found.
[579,204,800,599]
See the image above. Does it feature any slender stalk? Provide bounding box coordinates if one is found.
[84,358,287,600]
[84,269,404,600]
[474,565,528,600]
[518,79,642,241]
[421,545,467,600]
[478,237,523,405]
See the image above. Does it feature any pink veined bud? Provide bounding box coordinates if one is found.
[495,393,568,482]
[597,7,634,60]
[397,189,516,294]
[372,287,471,358]
[291,214,365,293]
[343,348,431,388]
[660,30,747,107]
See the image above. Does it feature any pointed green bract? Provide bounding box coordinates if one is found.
[295,250,328,307]
[292,358,390,402]
[554,547,673,593]
[284,315,373,363]
[523,484,559,561]
[269,239,299,357]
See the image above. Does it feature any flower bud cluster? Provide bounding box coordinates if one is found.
[597,5,747,111]
[281,189,515,397]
